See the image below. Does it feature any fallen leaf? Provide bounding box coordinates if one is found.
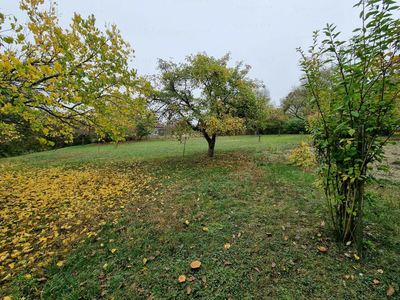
[373,279,380,285]
[178,275,186,283]
[223,260,232,265]
[211,258,218,262]
[343,275,350,280]
[321,221,325,226]
[142,258,147,265]
[165,267,170,271]
[79,281,87,286]
[346,241,352,246]
[111,249,117,253]
[224,243,231,249]
[188,276,196,282]
[238,232,241,238]
[377,269,384,274]
[186,286,191,295]
[103,263,108,269]
[317,246,327,252]
[25,274,32,279]
[57,261,64,267]
[3,297,11,300]
[281,226,285,231]
[37,277,47,282]
[284,236,288,241]
[344,253,351,258]
[202,227,209,232]
[91,250,97,256]
[101,290,109,296]
[272,262,276,268]
[185,220,190,225]
[202,275,207,284]
[190,260,201,269]
[98,273,105,279]
[354,254,360,260]
[351,275,355,280]
[266,232,272,236]
[254,267,260,272]
[387,286,395,296]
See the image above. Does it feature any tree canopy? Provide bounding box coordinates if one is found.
[0,0,151,146]
[280,85,311,120]
[152,52,265,157]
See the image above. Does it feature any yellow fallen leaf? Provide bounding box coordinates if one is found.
[317,246,327,252]
[56,261,64,267]
[354,254,360,260]
[3,296,12,300]
[2,274,12,281]
[190,260,201,269]
[224,243,231,249]
[143,258,147,265]
[178,275,186,283]
[111,249,117,253]
[25,274,32,279]
[103,263,108,269]
[185,220,190,225]
[202,227,209,232]
[373,279,380,285]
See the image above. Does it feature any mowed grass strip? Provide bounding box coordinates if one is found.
[1,135,399,299]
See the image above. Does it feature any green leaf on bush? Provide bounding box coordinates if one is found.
[348,129,356,136]
[351,111,359,117]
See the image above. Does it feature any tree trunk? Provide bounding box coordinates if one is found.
[203,132,216,157]
[356,124,365,257]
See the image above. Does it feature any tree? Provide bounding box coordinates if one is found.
[267,107,287,135]
[152,52,262,157]
[0,0,151,146]
[248,87,271,142]
[297,0,400,255]
[281,85,311,120]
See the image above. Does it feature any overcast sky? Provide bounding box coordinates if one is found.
[4,0,398,105]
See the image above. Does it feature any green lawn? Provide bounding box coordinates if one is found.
[1,135,399,299]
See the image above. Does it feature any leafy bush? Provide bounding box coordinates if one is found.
[283,118,307,134]
[289,141,315,168]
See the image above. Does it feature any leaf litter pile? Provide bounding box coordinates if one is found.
[0,162,157,282]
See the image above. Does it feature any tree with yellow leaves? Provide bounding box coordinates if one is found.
[0,0,151,146]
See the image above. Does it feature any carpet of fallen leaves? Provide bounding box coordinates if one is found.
[0,162,156,281]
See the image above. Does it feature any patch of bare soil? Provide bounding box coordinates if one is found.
[372,143,400,181]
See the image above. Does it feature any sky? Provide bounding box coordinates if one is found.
[3,0,397,105]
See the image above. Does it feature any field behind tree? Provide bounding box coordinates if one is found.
[1,135,399,299]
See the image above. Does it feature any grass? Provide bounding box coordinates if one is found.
[1,135,399,299]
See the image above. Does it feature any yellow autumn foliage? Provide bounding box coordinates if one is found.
[0,162,156,279]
